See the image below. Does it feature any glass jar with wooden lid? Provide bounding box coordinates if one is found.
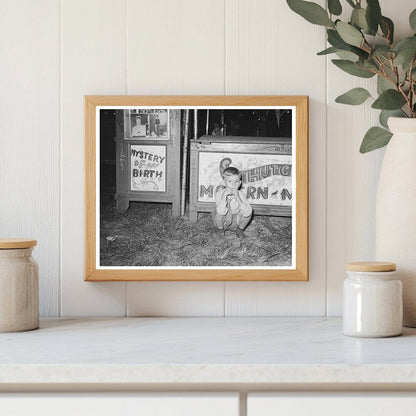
[0,239,39,332]
[343,262,402,338]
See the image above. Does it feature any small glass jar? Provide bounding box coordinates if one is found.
[343,262,402,338]
[0,239,39,332]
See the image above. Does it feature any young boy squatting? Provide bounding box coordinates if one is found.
[213,167,252,236]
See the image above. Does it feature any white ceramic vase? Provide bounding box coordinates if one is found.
[375,117,416,327]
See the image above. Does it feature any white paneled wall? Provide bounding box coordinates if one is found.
[0,0,60,316]
[1,0,413,317]
[61,0,127,316]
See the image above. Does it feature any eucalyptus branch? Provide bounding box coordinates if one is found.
[374,56,385,73]
[377,53,393,66]
[410,56,416,80]
[286,0,416,152]
[361,39,373,54]
[378,22,393,48]
[408,56,416,117]
[376,58,399,89]
[383,56,398,77]
[390,59,400,85]
[397,81,413,117]
[358,64,383,78]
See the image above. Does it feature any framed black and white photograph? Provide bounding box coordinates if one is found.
[85,96,308,281]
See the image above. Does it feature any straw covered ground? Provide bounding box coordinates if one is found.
[100,194,292,267]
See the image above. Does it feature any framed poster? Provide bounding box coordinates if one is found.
[127,109,169,139]
[85,96,308,281]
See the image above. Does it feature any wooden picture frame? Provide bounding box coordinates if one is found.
[85,96,308,281]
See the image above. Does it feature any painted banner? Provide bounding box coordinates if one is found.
[198,152,292,206]
[131,145,166,192]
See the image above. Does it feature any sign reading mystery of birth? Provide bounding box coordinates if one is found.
[198,152,292,206]
[115,108,180,215]
[130,145,166,192]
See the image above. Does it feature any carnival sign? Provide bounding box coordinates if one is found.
[198,152,292,206]
[130,145,166,192]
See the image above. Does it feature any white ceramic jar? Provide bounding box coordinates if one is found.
[0,239,39,332]
[343,262,402,338]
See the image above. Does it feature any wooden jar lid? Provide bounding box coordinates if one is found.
[0,239,37,249]
[346,261,396,272]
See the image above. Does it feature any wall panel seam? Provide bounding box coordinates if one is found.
[224,0,227,95]
[59,0,63,317]
[325,12,328,318]
[125,0,129,96]
[323,0,330,318]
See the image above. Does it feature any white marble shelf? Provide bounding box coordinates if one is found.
[1,317,416,388]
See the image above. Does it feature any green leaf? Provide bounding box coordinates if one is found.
[394,36,416,52]
[327,29,350,49]
[360,127,392,153]
[372,45,391,58]
[317,46,359,61]
[332,59,375,78]
[335,87,371,105]
[372,89,407,110]
[335,50,359,62]
[380,16,394,43]
[363,59,379,71]
[328,0,342,16]
[393,36,416,67]
[317,46,338,55]
[377,76,393,94]
[405,59,416,73]
[379,110,402,129]
[366,0,382,35]
[410,9,416,32]
[287,0,334,26]
[350,45,369,60]
[377,67,404,93]
[336,21,363,47]
[327,30,368,59]
[351,7,369,32]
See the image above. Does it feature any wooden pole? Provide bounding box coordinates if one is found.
[181,109,190,216]
[194,109,198,140]
[206,109,209,135]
